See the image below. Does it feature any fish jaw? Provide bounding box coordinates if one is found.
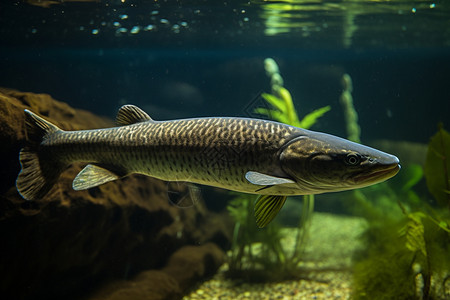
[352,156,400,187]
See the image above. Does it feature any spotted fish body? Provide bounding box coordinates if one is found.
[16,105,400,227]
[53,117,299,195]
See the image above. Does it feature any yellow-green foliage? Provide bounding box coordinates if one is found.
[400,212,427,257]
[424,125,450,208]
[353,219,417,300]
[339,73,361,143]
[256,87,330,130]
[353,212,450,300]
[352,126,450,300]
[227,194,288,280]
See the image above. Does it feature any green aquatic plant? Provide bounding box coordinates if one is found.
[227,193,316,280]
[424,124,450,209]
[226,58,329,280]
[260,57,331,128]
[335,72,450,299]
[255,88,331,129]
[339,73,360,143]
[353,207,450,300]
[227,193,287,279]
[352,126,450,300]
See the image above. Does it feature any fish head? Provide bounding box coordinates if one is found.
[279,132,400,194]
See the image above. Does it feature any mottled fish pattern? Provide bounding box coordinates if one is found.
[46,117,298,193]
[16,105,400,227]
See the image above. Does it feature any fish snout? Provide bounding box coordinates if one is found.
[379,154,401,176]
[379,153,400,166]
[354,154,400,185]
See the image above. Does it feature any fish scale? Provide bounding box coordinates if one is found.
[16,105,400,227]
[43,116,294,193]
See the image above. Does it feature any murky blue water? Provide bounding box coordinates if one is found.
[1,0,449,143]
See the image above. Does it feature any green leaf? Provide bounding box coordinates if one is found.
[424,125,450,208]
[298,106,331,129]
[399,212,427,257]
[278,87,300,125]
[254,108,289,124]
[259,87,329,129]
[400,164,424,192]
[438,221,449,232]
[260,93,288,114]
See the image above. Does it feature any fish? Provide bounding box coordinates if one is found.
[16,105,400,227]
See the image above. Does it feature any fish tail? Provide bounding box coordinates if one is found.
[16,110,65,201]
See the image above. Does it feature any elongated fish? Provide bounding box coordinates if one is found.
[16,105,400,227]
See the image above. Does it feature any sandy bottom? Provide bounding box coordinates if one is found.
[183,213,367,300]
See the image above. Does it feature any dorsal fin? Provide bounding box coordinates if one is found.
[24,109,61,144]
[116,105,153,126]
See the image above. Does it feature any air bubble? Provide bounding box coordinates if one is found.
[130,26,140,34]
[172,24,180,33]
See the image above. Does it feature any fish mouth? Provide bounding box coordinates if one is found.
[353,163,401,185]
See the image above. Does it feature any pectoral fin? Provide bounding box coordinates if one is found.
[254,195,287,228]
[73,164,122,190]
[245,171,295,186]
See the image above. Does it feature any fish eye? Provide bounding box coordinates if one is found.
[345,153,361,166]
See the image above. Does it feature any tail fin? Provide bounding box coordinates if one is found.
[16,110,65,201]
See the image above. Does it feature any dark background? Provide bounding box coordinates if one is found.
[1,0,449,144]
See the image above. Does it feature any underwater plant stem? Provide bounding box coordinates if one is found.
[230,221,242,270]
[270,227,287,265]
[340,73,361,143]
[397,198,408,216]
[422,225,433,300]
[423,260,431,300]
[246,196,256,270]
[292,195,315,264]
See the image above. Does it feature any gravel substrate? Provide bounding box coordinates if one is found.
[183,213,367,300]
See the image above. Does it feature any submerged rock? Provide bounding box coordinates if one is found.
[91,243,224,300]
[0,88,231,300]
